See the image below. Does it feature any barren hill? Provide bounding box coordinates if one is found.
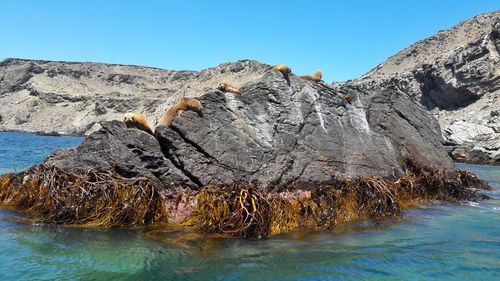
[348,11,500,164]
[0,58,267,134]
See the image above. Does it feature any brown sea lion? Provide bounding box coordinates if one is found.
[123,113,154,135]
[300,70,322,82]
[157,97,203,127]
[217,82,240,94]
[272,64,292,75]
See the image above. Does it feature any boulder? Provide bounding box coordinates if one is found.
[45,70,452,192]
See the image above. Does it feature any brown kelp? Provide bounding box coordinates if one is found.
[181,187,272,238]
[0,158,491,238]
[180,159,490,238]
[182,178,406,238]
[0,165,167,227]
[395,158,491,205]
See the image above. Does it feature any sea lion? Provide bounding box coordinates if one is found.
[271,64,292,85]
[217,82,240,94]
[157,97,203,127]
[272,64,292,75]
[123,113,154,135]
[300,70,322,82]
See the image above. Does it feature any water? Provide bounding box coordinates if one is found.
[0,132,499,280]
[0,132,82,174]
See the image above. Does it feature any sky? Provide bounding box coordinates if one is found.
[0,1,498,82]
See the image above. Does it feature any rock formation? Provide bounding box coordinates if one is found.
[42,69,452,191]
[346,11,500,164]
[1,67,490,237]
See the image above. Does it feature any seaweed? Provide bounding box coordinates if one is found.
[0,158,491,238]
[181,187,272,238]
[0,165,167,227]
[180,159,490,238]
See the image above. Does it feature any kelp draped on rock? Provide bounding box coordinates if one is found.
[0,166,168,226]
[180,159,489,238]
[0,159,489,238]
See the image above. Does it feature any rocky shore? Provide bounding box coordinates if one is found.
[0,67,490,238]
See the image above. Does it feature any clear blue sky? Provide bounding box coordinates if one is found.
[0,1,498,81]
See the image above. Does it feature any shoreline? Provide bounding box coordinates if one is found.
[0,129,81,137]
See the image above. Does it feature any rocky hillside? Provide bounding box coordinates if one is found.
[348,11,500,164]
[0,58,267,134]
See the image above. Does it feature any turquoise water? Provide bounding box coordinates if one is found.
[0,132,499,280]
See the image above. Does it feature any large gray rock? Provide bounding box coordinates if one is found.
[45,120,192,187]
[44,69,452,192]
[349,11,500,164]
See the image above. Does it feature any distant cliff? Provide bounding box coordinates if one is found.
[346,11,500,164]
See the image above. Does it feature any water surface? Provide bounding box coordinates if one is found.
[0,132,82,174]
[0,132,499,280]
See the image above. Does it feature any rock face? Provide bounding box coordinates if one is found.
[45,70,452,192]
[347,11,500,164]
[45,121,191,187]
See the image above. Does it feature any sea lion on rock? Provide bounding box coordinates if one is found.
[217,82,240,94]
[272,64,292,75]
[300,70,322,82]
[123,113,154,135]
[271,64,292,85]
[157,97,203,127]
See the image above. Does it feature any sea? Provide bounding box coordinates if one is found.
[0,132,499,280]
